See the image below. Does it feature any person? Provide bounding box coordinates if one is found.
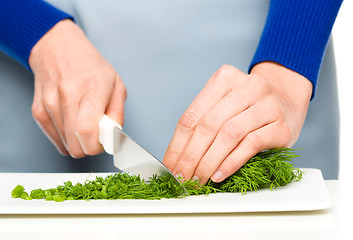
[0,0,342,180]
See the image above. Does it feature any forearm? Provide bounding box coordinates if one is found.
[249,0,343,99]
[0,0,73,70]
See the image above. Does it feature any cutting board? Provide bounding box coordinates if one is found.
[0,168,331,214]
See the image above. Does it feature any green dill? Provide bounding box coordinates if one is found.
[11,148,303,201]
[206,148,303,194]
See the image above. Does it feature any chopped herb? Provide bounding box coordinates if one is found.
[20,192,32,200]
[11,185,25,198]
[30,189,45,199]
[11,148,303,201]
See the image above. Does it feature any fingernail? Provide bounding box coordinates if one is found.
[211,171,223,182]
[192,176,199,182]
[175,173,184,180]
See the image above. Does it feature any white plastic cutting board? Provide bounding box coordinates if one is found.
[0,168,331,214]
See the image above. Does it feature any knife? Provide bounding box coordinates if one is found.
[98,114,187,195]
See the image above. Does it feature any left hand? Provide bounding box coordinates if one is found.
[163,62,312,184]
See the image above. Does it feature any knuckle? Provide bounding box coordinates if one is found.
[42,93,57,113]
[120,85,127,99]
[278,121,294,146]
[212,65,246,89]
[220,122,243,142]
[164,150,181,162]
[215,64,235,78]
[224,155,240,172]
[58,82,72,101]
[213,65,234,84]
[198,114,221,134]
[31,104,48,123]
[179,109,200,131]
[196,160,214,177]
[75,120,94,136]
[180,153,197,165]
[117,79,127,94]
[245,133,263,153]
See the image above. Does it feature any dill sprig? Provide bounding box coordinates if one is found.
[11,148,303,201]
[206,148,303,194]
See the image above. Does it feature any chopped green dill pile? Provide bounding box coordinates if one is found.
[11,148,303,201]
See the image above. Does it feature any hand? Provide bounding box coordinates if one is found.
[29,19,127,158]
[163,63,312,184]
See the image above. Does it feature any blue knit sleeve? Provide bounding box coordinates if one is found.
[0,0,74,70]
[249,0,343,99]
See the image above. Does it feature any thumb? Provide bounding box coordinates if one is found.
[105,74,127,126]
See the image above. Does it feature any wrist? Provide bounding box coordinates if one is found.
[250,61,312,106]
[28,19,81,72]
[250,61,312,145]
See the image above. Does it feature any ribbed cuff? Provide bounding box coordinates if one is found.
[249,0,342,100]
[0,0,74,70]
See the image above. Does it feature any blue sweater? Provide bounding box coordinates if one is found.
[0,0,343,99]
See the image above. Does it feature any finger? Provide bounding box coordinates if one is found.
[32,82,68,155]
[163,69,237,172]
[75,89,110,156]
[60,90,86,158]
[193,100,278,184]
[210,120,291,183]
[171,88,255,181]
[105,74,127,126]
[42,86,68,150]
[32,99,69,156]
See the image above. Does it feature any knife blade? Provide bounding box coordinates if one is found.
[99,114,187,195]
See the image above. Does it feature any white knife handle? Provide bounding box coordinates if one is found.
[99,114,122,155]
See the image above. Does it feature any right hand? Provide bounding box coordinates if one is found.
[29,19,127,158]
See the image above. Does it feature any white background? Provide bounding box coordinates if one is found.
[332,0,353,232]
[333,1,352,183]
